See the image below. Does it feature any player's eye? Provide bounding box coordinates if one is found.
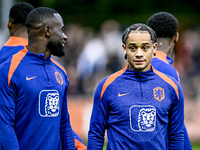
[143,46,149,50]
[129,46,136,51]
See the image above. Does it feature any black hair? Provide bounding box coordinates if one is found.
[147,12,178,38]
[9,2,34,25]
[26,7,58,28]
[122,23,157,44]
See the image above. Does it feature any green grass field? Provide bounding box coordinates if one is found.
[192,143,200,150]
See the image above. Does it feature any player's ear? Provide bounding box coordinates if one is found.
[122,44,126,53]
[44,25,52,38]
[174,32,179,43]
[7,21,13,30]
[122,44,127,59]
[153,42,157,53]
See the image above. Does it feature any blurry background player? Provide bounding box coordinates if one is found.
[88,23,184,149]
[0,3,33,150]
[0,2,33,64]
[0,2,86,150]
[147,11,192,150]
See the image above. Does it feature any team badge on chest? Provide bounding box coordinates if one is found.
[55,71,63,85]
[153,87,165,101]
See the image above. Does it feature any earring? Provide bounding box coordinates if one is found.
[124,54,127,59]
[153,53,156,56]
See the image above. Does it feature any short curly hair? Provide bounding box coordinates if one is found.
[9,2,34,25]
[122,23,157,44]
[26,7,58,28]
[147,12,178,38]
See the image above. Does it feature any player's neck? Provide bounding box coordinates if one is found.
[10,26,28,40]
[157,38,174,59]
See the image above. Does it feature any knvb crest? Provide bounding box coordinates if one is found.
[55,72,63,85]
[153,87,165,101]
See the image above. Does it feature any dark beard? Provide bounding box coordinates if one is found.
[47,40,65,57]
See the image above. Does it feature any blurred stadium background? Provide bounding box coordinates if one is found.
[1,0,200,148]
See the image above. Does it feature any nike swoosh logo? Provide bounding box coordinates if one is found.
[26,76,37,80]
[118,92,130,97]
